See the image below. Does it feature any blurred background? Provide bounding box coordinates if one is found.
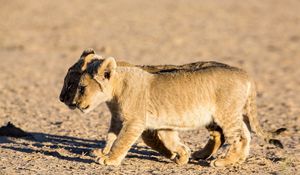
[0,0,299,174]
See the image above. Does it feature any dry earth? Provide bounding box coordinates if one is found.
[0,0,299,174]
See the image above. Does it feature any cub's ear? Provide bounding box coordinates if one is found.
[79,48,100,71]
[80,48,95,58]
[95,57,117,81]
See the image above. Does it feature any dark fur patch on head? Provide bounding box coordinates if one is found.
[68,59,84,73]
[269,139,284,149]
[86,59,103,76]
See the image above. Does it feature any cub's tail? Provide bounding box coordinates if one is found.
[244,81,286,148]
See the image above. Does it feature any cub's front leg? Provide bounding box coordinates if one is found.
[91,115,122,158]
[97,121,145,166]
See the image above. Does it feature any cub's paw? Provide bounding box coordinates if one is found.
[210,159,225,167]
[174,145,191,165]
[170,152,177,160]
[175,154,189,165]
[97,155,121,166]
[210,158,234,167]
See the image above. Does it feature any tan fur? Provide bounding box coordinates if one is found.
[60,48,283,167]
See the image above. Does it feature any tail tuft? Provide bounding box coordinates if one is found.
[273,128,287,135]
[269,139,284,149]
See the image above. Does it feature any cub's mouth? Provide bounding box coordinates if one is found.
[68,103,77,110]
[66,103,89,112]
[77,105,90,113]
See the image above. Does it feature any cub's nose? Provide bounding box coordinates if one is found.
[69,103,77,109]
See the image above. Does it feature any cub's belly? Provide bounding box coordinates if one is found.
[146,107,214,130]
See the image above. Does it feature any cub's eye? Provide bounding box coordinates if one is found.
[79,85,86,94]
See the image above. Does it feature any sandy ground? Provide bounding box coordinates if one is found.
[0,0,299,174]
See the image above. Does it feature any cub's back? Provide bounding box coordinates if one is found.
[147,64,251,110]
[149,63,249,90]
[137,61,236,74]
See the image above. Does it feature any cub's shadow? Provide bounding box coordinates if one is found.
[0,132,165,164]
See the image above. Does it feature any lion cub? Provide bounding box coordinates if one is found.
[60,49,283,167]
[60,49,227,164]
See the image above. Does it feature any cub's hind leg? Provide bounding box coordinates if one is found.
[141,130,176,159]
[192,123,225,160]
[211,112,251,167]
[154,130,191,165]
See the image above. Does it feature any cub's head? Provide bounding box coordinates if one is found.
[59,48,117,113]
